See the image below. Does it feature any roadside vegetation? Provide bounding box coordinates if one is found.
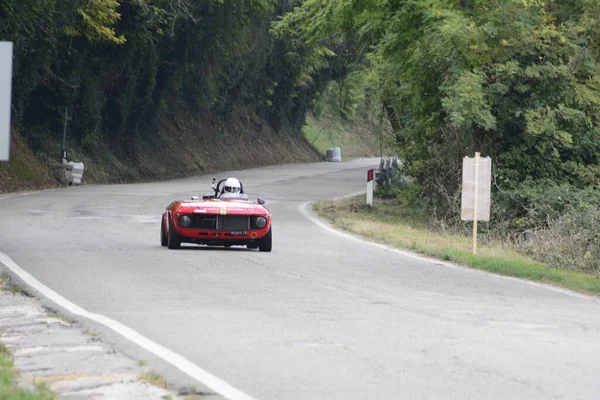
[277,0,599,290]
[275,0,600,197]
[0,1,387,193]
[137,371,168,389]
[0,275,28,296]
[0,276,54,399]
[303,81,394,159]
[0,0,327,191]
[0,338,54,400]
[314,191,600,296]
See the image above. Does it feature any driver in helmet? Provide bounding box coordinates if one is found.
[219,177,248,200]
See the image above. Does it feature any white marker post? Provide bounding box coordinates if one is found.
[0,42,13,162]
[461,153,492,254]
[367,168,374,206]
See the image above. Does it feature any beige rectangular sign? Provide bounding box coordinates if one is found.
[0,42,13,161]
[461,156,492,221]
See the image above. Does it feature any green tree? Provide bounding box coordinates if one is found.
[70,0,126,44]
[273,0,600,213]
[1,0,316,163]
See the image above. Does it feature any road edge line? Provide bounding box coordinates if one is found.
[0,251,258,400]
[298,201,598,302]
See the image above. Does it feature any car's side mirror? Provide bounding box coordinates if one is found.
[257,197,265,205]
[191,196,199,200]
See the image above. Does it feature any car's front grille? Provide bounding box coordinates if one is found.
[190,215,217,230]
[183,214,250,231]
[218,215,250,231]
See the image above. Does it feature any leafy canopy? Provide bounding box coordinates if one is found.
[273,0,600,201]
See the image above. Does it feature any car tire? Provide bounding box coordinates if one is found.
[167,216,181,249]
[258,227,272,252]
[160,217,168,247]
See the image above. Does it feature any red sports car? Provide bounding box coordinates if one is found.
[160,177,272,251]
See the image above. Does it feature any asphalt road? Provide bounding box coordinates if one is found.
[1,159,599,400]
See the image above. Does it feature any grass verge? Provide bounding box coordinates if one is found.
[0,342,55,399]
[313,197,600,296]
[137,371,168,389]
[0,276,55,399]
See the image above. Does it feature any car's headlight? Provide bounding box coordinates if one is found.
[255,216,267,228]
[179,215,192,227]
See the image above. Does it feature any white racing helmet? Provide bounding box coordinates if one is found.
[222,177,241,194]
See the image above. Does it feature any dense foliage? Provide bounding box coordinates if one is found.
[0,0,323,163]
[274,0,600,273]
[273,0,600,199]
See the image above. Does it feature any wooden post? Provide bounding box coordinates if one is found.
[472,152,480,255]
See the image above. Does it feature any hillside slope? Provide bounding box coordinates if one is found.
[0,108,322,194]
[1,104,390,194]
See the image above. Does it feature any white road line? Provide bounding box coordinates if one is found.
[299,202,599,302]
[0,252,258,400]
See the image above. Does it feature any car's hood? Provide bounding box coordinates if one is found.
[173,199,266,215]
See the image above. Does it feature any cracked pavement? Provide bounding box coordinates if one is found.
[0,288,192,399]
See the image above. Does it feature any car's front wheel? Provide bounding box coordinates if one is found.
[167,217,181,249]
[258,227,272,252]
[160,217,168,247]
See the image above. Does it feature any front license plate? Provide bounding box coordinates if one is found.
[230,231,247,236]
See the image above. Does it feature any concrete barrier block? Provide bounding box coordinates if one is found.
[67,162,85,185]
[325,147,342,162]
[50,163,73,186]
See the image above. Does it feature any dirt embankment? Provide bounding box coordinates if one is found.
[0,133,57,193]
[0,108,321,194]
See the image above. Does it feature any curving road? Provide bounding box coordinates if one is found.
[1,159,599,400]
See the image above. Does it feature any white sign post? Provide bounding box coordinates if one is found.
[366,168,374,206]
[0,42,13,162]
[461,152,492,254]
